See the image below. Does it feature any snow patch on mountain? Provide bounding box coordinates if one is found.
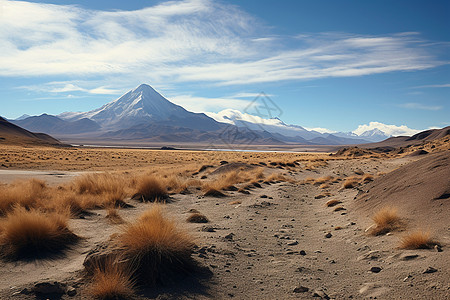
[352,121,421,137]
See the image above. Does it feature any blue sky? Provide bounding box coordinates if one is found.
[0,0,449,133]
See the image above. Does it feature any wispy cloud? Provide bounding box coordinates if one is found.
[399,102,443,111]
[0,0,443,87]
[19,82,120,95]
[414,83,450,88]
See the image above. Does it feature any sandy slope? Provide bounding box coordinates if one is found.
[0,153,448,299]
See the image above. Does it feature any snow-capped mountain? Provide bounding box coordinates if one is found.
[13,83,422,146]
[59,84,222,131]
[206,109,322,140]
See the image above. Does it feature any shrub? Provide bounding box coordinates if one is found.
[118,206,195,284]
[132,176,168,202]
[362,174,374,183]
[400,230,436,249]
[0,207,78,260]
[326,199,342,207]
[370,207,403,236]
[89,257,135,300]
[342,176,360,189]
[0,179,47,215]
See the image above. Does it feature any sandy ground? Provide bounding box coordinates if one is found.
[0,152,449,299]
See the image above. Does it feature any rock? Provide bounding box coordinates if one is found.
[370,266,382,273]
[312,289,330,299]
[288,240,298,246]
[66,286,77,296]
[299,250,306,256]
[400,254,419,261]
[423,266,438,274]
[201,226,216,232]
[32,282,66,295]
[434,245,443,252]
[260,195,268,198]
[325,232,332,238]
[293,286,309,293]
[220,160,229,165]
[224,233,235,240]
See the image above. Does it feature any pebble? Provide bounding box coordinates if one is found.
[325,232,332,238]
[293,286,309,293]
[299,250,307,256]
[288,240,298,246]
[370,266,382,273]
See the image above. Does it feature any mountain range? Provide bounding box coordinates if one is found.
[8,84,410,146]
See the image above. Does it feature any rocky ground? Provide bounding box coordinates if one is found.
[0,154,448,299]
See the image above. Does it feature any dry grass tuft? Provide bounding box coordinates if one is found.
[186,213,209,223]
[119,206,195,284]
[314,192,332,199]
[89,257,136,300]
[106,208,125,224]
[0,207,78,260]
[362,174,374,183]
[333,206,346,212]
[370,207,403,236]
[132,176,168,202]
[314,176,334,185]
[342,176,360,189]
[0,179,47,215]
[326,199,342,207]
[399,230,436,249]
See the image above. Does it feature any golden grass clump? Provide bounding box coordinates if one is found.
[132,176,168,202]
[370,207,403,236]
[325,199,342,207]
[342,176,360,189]
[89,257,136,300]
[0,207,78,260]
[0,179,47,215]
[186,213,209,223]
[400,230,436,249]
[362,174,374,183]
[119,206,195,284]
[314,176,334,185]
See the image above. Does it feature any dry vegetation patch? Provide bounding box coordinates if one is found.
[400,230,437,249]
[325,199,342,207]
[0,207,78,260]
[132,176,168,202]
[370,207,404,236]
[89,257,136,300]
[119,206,196,284]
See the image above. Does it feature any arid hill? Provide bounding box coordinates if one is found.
[362,126,450,149]
[353,150,450,233]
[0,116,62,146]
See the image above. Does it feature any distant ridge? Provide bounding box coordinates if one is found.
[0,116,62,146]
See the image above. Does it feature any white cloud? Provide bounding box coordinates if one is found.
[352,121,421,137]
[19,81,120,95]
[0,0,442,85]
[400,102,443,111]
[414,83,450,88]
[304,127,337,134]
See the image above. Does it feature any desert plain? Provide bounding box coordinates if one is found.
[0,137,449,300]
